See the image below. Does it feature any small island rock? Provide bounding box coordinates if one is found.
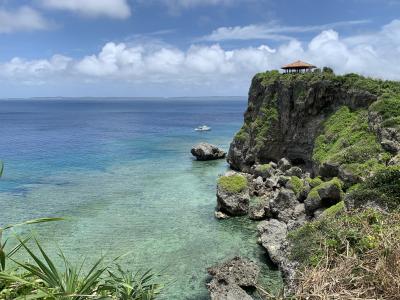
[191,143,226,161]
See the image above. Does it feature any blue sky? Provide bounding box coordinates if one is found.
[0,0,400,97]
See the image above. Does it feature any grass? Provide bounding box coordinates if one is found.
[293,209,400,299]
[218,174,248,193]
[370,93,400,128]
[346,166,400,211]
[253,105,279,150]
[312,107,388,179]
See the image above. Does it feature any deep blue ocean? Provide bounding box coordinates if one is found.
[0,98,281,299]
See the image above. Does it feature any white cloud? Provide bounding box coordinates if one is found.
[40,0,131,19]
[201,20,370,41]
[0,6,49,33]
[1,19,400,95]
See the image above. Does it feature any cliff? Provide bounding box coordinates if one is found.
[228,70,400,182]
[213,69,400,299]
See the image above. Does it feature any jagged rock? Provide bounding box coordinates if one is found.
[338,166,361,186]
[258,219,287,265]
[253,163,275,178]
[217,175,250,216]
[313,208,326,219]
[208,279,253,300]
[207,256,260,287]
[265,176,278,189]
[277,175,290,186]
[215,211,230,219]
[249,203,266,220]
[258,219,298,294]
[284,167,303,177]
[287,203,307,230]
[207,256,260,300]
[191,143,226,161]
[269,188,300,223]
[318,162,340,178]
[278,158,292,172]
[304,180,343,215]
[389,154,400,166]
[369,110,400,155]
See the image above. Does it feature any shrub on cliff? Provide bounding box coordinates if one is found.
[370,93,400,128]
[313,106,387,179]
[346,166,400,211]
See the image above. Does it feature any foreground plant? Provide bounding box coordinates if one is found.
[100,265,163,300]
[0,237,163,299]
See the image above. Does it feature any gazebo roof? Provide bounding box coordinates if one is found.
[282,60,316,69]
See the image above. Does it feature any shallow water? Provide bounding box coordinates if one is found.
[0,98,282,299]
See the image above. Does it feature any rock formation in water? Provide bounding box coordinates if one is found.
[191,142,226,161]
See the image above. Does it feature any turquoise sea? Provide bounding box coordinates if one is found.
[0,98,282,299]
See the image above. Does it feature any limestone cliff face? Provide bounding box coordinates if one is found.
[227,71,378,172]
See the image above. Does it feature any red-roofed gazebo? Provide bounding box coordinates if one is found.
[282,60,316,73]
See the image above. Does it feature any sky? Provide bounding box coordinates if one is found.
[1,0,400,97]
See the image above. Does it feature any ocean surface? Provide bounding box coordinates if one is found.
[0,98,282,299]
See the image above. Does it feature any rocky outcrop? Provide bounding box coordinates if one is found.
[207,256,260,300]
[257,219,298,293]
[191,142,226,161]
[304,178,343,216]
[227,73,377,172]
[216,174,250,216]
[369,110,400,154]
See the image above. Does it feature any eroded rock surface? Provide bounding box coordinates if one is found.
[207,256,260,300]
[191,142,226,161]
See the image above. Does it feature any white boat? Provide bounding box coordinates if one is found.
[195,125,211,132]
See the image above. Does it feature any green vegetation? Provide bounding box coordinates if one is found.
[0,161,3,178]
[253,105,279,150]
[347,166,400,210]
[307,177,343,201]
[288,176,305,198]
[234,125,249,142]
[312,107,388,179]
[289,207,386,267]
[291,207,400,299]
[370,93,400,128]
[259,163,272,172]
[218,174,248,193]
[305,176,323,188]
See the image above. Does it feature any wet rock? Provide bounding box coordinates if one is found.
[215,211,230,219]
[191,143,226,161]
[207,256,260,300]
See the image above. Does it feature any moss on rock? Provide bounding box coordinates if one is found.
[218,174,248,194]
[288,176,305,198]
